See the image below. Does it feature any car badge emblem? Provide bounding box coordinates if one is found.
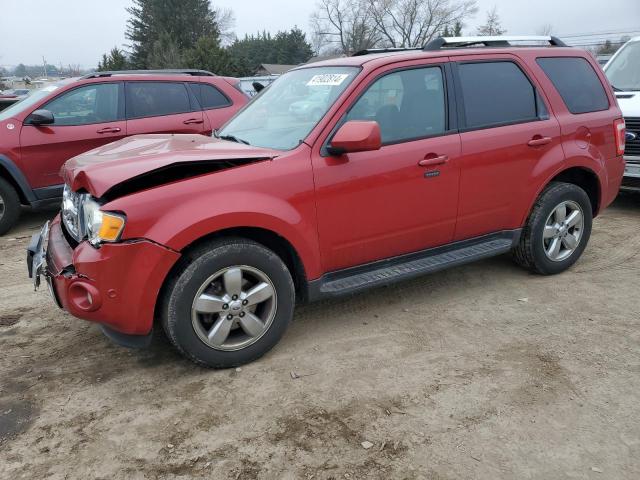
[626,131,637,142]
[6,123,15,130]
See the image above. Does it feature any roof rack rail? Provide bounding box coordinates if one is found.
[352,47,423,56]
[423,35,568,50]
[81,69,216,79]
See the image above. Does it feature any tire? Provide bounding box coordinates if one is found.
[0,177,21,236]
[512,182,593,275]
[161,237,295,368]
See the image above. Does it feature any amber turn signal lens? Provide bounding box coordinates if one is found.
[97,213,125,242]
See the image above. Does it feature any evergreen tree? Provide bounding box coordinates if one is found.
[97,47,131,71]
[229,28,314,76]
[184,35,243,75]
[147,31,185,68]
[126,0,219,68]
[274,27,314,65]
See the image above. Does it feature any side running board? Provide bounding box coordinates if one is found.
[307,230,520,301]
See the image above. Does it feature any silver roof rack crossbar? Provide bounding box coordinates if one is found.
[81,69,216,79]
[423,35,568,50]
[352,47,423,56]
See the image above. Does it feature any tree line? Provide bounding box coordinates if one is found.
[98,0,313,76]
[98,0,500,77]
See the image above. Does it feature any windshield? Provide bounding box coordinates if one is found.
[218,66,360,150]
[0,83,63,121]
[605,40,640,91]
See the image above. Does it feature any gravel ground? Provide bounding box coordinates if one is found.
[1,195,639,480]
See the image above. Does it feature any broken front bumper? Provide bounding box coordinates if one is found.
[27,214,181,342]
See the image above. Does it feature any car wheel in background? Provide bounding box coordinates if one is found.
[512,182,593,275]
[0,177,21,236]
[161,237,295,368]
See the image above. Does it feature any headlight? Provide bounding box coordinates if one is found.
[62,184,86,241]
[82,198,126,246]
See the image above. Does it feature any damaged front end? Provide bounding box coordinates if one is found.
[30,215,181,340]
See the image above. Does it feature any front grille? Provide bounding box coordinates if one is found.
[625,117,640,157]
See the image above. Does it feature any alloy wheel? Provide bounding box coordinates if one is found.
[191,265,277,351]
[542,200,584,262]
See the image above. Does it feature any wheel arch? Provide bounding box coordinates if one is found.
[547,166,601,216]
[527,166,601,223]
[0,155,35,205]
[183,226,307,296]
[154,226,310,326]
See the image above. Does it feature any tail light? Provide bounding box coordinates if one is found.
[614,118,626,156]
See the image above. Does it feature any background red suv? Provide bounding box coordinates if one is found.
[0,69,248,234]
[29,36,625,368]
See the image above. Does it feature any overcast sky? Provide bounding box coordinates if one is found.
[1,0,639,68]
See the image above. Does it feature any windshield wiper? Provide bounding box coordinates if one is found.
[215,131,250,145]
[611,85,623,92]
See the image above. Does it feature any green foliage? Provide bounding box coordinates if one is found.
[147,32,185,69]
[97,48,131,71]
[183,35,243,75]
[126,0,219,68]
[98,2,313,76]
[228,27,314,76]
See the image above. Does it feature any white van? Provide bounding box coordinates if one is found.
[605,37,640,190]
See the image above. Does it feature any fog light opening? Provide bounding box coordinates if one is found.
[68,282,102,312]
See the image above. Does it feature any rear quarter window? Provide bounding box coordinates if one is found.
[536,57,609,114]
[188,83,231,109]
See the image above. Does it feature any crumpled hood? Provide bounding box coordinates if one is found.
[63,134,279,198]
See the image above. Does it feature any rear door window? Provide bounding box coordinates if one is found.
[126,82,192,118]
[188,83,231,109]
[456,61,539,130]
[536,57,609,114]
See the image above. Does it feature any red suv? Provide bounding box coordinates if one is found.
[0,70,247,234]
[28,36,625,368]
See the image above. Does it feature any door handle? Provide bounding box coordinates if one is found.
[183,118,204,125]
[97,127,121,134]
[419,154,449,167]
[527,136,552,147]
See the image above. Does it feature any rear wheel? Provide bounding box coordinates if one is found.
[0,177,21,236]
[161,238,295,368]
[512,182,592,275]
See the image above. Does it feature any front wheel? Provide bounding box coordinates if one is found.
[161,238,295,368]
[0,177,21,236]
[512,182,593,275]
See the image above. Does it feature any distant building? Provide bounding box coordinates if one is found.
[254,64,297,76]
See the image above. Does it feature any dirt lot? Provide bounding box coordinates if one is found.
[1,195,639,480]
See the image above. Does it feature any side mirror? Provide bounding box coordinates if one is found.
[328,120,381,156]
[25,109,54,126]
